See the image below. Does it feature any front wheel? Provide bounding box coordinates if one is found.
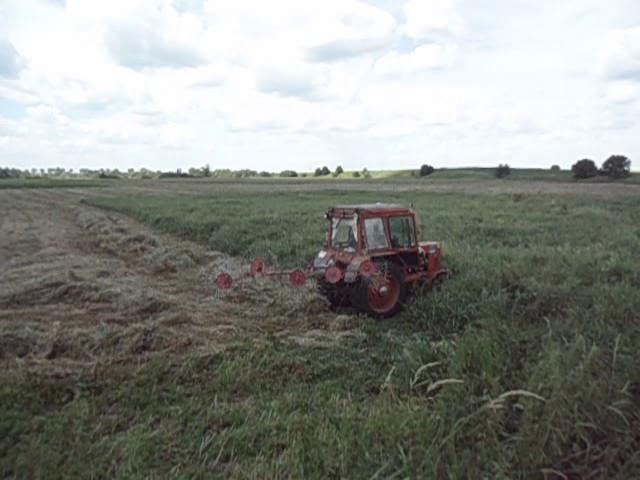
[318,280,351,309]
[351,261,406,318]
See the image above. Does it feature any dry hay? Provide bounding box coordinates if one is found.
[75,209,201,272]
[0,192,361,374]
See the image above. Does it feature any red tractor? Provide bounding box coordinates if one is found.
[215,203,449,318]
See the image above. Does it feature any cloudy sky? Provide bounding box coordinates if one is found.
[1,0,639,172]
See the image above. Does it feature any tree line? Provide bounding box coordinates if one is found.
[2,156,633,181]
[571,155,631,179]
[416,154,633,180]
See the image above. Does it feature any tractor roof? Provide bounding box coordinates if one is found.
[329,203,411,216]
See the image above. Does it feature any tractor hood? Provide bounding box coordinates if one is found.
[313,249,334,269]
[313,248,355,269]
[419,241,442,254]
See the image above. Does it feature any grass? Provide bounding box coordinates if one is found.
[299,168,640,183]
[0,178,108,189]
[3,187,640,478]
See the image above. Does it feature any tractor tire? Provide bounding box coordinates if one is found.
[351,261,407,318]
[318,280,351,309]
[431,271,447,291]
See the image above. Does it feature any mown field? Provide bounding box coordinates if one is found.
[3,184,640,479]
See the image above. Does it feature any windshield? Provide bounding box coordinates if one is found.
[364,217,389,250]
[331,217,357,250]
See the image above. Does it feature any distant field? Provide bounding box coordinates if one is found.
[2,168,639,188]
[303,167,640,183]
[0,178,107,189]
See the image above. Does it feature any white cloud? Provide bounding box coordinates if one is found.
[375,43,454,74]
[306,2,396,61]
[256,68,324,100]
[105,22,205,70]
[402,0,463,39]
[0,35,24,77]
[602,26,640,81]
[604,81,640,104]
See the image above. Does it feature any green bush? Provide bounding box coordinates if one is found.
[495,164,511,178]
[601,155,631,178]
[420,164,435,176]
[571,159,598,179]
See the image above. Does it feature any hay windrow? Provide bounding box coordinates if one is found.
[0,190,353,372]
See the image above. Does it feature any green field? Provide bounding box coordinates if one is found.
[302,167,640,183]
[0,178,108,189]
[3,185,640,478]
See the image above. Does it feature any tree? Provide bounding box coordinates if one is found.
[550,165,561,172]
[314,168,323,177]
[352,171,361,178]
[203,164,211,177]
[496,164,511,178]
[335,165,344,175]
[321,166,330,176]
[419,164,434,177]
[601,155,631,179]
[571,159,598,179]
[279,170,298,177]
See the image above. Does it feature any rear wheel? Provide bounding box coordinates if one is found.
[351,261,406,318]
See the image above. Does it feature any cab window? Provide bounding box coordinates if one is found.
[331,217,357,250]
[389,216,415,248]
[364,218,389,250]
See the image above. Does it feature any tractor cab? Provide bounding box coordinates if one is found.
[322,203,420,257]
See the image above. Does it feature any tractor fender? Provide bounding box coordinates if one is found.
[434,269,451,280]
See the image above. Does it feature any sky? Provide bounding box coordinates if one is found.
[0,0,639,173]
